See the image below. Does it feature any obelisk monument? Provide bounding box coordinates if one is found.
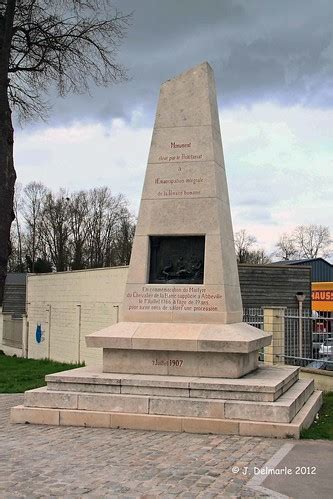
[86,62,271,379]
[123,62,243,325]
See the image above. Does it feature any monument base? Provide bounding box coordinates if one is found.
[103,349,258,378]
[11,365,322,439]
[86,321,272,378]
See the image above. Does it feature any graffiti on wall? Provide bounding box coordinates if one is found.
[35,323,45,344]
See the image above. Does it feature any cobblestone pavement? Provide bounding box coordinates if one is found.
[1,394,284,497]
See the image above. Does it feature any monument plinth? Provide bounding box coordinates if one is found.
[11,63,322,438]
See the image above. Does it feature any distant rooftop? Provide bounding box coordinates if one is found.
[273,258,332,282]
[3,273,27,316]
[5,273,27,285]
[274,258,332,266]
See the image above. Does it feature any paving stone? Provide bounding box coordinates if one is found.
[2,394,283,497]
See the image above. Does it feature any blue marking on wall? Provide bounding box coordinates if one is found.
[35,324,42,343]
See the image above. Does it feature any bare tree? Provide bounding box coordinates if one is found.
[234,229,257,263]
[7,224,20,271]
[11,181,24,270]
[86,187,126,268]
[244,248,271,264]
[68,190,89,270]
[0,0,130,303]
[87,187,110,268]
[0,0,16,302]
[40,190,71,271]
[23,181,48,271]
[7,181,136,272]
[112,208,135,266]
[293,224,331,259]
[275,232,298,261]
[7,182,24,271]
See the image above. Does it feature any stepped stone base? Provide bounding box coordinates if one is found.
[11,365,322,438]
[44,365,299,402]
[11,391,322,439]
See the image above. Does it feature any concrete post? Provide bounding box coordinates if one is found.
[0,306,3,349]
[263,307,286,365]
[22,313,28,358]
[46,304,52,359]
[76,304,82,364]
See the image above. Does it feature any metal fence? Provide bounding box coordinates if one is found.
[243,308,264,361]
[243,307,333,370]
[243,308,264,329]
[284,310,332,369]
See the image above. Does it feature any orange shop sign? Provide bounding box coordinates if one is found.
[312,282,333,312]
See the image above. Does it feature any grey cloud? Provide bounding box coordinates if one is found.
[237,197,273,208]
[235,207,276,224]
[17,0,333,128]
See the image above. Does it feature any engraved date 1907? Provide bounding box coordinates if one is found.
[152,359,184,367]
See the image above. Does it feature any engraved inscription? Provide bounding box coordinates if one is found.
[147,144,211,199]
[170,142,191,148]
[153,175,204,198]
[158,153,203,162]
[155,139,203,162]
[152,359,184,367]
[126,286,223,313]
[154,177,203,186]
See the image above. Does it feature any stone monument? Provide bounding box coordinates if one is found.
[86,62,270,379]
[11,63,321,438]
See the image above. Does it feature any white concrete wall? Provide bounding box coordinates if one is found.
[27,267,128,366]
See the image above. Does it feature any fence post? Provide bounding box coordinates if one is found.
[0,306,3,348]
[76,304,82,364]
[22,313,28,358]
[263,307,286,365]
[46,304,52,359]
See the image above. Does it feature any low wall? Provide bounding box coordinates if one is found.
[27,267,128,367]
[25,266,328,390]
[300,368,333,392]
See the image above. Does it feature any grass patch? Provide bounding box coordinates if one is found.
[301,392,333,440]
[0,354,83,393]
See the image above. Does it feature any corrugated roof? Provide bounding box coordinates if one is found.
[274,258,332,266]
[272,258,333,282]
[5,273,27,285]
[3,273,27,316]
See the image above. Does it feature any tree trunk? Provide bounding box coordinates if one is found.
[0,0,16,305]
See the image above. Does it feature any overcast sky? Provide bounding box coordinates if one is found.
[15,0,333,256]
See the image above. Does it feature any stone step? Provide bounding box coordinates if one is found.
[224,379,314,423]
[237,390,322,438]
[45,365,299,402]
[24,378,313,423]
[11,390,323,439]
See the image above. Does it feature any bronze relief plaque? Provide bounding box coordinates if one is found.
[149,236,205,284]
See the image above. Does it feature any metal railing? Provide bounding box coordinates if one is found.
[243,308,265,361]
[243,307,333,370]
[284,311,332,369]
[243,308,264,329]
